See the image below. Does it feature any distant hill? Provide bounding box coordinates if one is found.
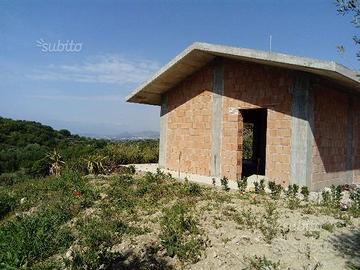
[0,117,105,176]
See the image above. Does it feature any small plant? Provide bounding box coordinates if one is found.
[349,187,360,216]
[254,179,265,194]
[260,202,280,243]
[321,222,335,233]
[304,230,320,239]
[331,185,342,206]
[287,184,299,197]
[220,176,230,191]
[268,181,282,200]
[47,149,65,176]
[321,185,343,208]
[183,181,202,196]
[83,155,107,175]
[301,186,310,201]
[232,208,259,230]
[159,202,206,263]
[245,255,280,270]
[237,177,248,192]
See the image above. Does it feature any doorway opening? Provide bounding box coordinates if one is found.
[240,108,267,178]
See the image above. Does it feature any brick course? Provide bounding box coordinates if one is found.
[165,65,213,176]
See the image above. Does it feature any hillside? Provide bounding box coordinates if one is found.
[0,117,158,180]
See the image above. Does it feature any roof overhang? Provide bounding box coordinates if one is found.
[126,42,360,105]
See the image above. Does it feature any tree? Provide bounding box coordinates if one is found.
[336,0,360,60]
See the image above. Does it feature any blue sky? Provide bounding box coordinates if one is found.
[0,0,358,136]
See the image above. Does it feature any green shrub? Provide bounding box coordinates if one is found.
[254,179,265,194]
[183,182,202,196]
[237,177,248,192]
[301,186,310,201]
[350,188,360,216]
[287,184,299,197]
[0,191,17,219]
[245,255,280,270]
[322,185,342,208]
[260,202,280,243]
[0,207,74,268]
[160,202,206,263]
[220,176,230,191]
[268,181,282,199]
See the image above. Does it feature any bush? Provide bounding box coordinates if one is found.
[0,207,74,268]
[160,202,206,263]
[254,179,265,194]
[268,181,282,199]
[301,186,310,201]
[183,181,202,196]
[349,188,360,216]
[0,191,17,219]
[322,185,342,208]
[237,177,248,192]
[220,176,230,191]
[245,255,280,270]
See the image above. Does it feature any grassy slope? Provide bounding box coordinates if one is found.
[1,169,360,269]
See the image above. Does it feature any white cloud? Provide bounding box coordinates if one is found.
[28,54,160,85]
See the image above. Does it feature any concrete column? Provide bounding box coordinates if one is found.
[290,74,314,187]
[159,94,168,168]
[210,60,224,177]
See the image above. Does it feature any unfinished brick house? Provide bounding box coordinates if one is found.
[127,42,360,191]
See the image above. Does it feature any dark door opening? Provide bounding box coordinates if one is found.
[240,108,267,177]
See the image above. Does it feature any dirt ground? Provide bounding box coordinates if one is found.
[107,187,359,270]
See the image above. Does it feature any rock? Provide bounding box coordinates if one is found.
[309,192,320,203]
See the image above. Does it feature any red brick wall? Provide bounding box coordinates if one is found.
[311,84,350,189]
[165,66,213,176]
[353,98,360,183]
[222,59,293,185]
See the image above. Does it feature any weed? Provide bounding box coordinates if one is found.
[254,179,265,194]
[160,202,206,263]
[268,181,282,200]
[220,176,230,191]
[245,255,280,270]
[0,207,74,268]
[260,202,280,243]
[349,187,360,216]
[322,185,342,208]
[237,177,248,192]
[0,191,17,219]
[182,181,202,196]
[232,208,259,230]
[321,222,335,232]
[304,230,320,239]
[301,186,310,201]
[287,197,301,210]
[287,184,299,197]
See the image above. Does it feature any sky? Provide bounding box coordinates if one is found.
[0,0,359,136]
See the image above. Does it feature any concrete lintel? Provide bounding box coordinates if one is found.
[159,94,168,168]
[290,73,314,188]
[210,60,224,177]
